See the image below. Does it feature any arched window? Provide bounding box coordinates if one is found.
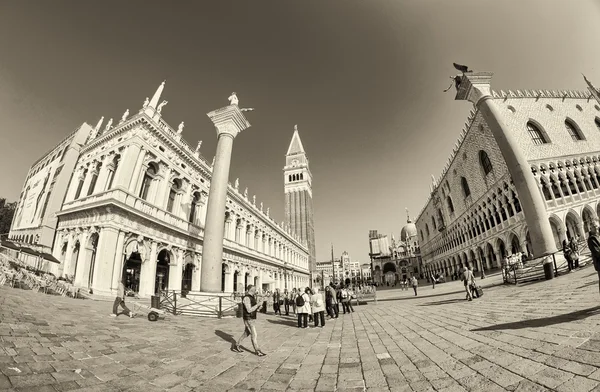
[189,192,201,224]
[446,196,454,213]
[425,224,430,237]
[527,122,548,145]
[595,118,600,132]
[565,119,584,141]
[420,230,424,242]
[139,163,158,201]
[167,179,182,213]
[106,155,120,190]
[288,175,292,182]
[479,150,493,175]
[461,177,471,197]
[431,217,436,230]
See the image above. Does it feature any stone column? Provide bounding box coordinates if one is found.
[169,249,184,291]
[90,227,118,296]
[96,155,113,193]
[108,230,126,292]
[62,234,75,278]
[455,72,556,257]
[114,144,142,190]
[200,104,250,293]
[129,147,147,193]
[73,231,90,286]
[66,168,84,202]
[139,241,158,297]
[192,253,202,291]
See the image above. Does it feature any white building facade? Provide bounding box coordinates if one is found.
[9,82,311,297]
[416,78,600,278]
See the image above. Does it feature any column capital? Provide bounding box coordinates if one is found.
[454,72,494,106]
[206,105,251,139]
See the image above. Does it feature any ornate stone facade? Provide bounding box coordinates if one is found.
[10,82,311,297]
[416,81,600,278]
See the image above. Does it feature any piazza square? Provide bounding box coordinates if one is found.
[2,1,600,392]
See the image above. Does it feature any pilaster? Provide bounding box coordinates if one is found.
[90,227,118,296]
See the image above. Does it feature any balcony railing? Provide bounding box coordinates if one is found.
[60,188,203,236]
[223,237,309,273]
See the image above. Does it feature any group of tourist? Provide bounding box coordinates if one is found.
[233,282,359,356]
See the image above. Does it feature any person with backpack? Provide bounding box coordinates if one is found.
[296,287,312,328]
[310,287,326,327]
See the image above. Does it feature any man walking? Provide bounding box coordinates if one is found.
[411,275,418,296]
[111,280,134,318]
[234,285,266,356]
[588,223,600,296]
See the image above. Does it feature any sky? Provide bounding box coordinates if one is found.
[1,0,599,263]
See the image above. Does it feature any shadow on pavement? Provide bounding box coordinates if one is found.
[472,306,600,331]
[215,329,236,344]
[266,318,298,327]
[418,298,466,306]
[576,281,598,289]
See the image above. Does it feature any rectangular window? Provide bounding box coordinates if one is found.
[74,180,84,200]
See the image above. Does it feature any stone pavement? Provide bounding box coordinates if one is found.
[2,268,600,391]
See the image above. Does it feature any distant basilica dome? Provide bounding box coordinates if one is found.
[400,209,417,242]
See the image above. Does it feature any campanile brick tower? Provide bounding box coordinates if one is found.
[284,125,316,273]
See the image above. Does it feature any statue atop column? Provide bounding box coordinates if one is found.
[260,202,263,212]
[195,140,202,152]
[244,187,248,198]
[228,92,239,106]
[443,63,472,93]
[121,109,129,123]
[266,207,270,217]
[104,118,113,131]
[157,100,168,113]
[177,122,185,135]
[234,178,239,190]
[253,195,256,205]
[143,97,149,108]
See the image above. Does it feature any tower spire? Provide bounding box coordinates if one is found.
[148,80,166,109]
[583,74,600,104]
[286,124,306,155]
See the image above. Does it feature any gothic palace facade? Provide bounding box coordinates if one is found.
[416,76,600,278]
[8,82,313,297]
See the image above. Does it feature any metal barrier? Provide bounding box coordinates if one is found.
[159,290,239,318]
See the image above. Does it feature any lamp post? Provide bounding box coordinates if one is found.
[284,261,288,290]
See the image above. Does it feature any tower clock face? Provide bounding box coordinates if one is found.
[292,159,299,167]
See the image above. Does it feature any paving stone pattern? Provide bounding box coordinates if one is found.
[2,268,600,391]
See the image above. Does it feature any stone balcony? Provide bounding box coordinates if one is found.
[59,187,203,238]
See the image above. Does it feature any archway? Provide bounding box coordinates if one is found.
[468,249,477,271]
[565,210,582,240]
[583,206,596,234]
[182,263,193,292]
[233,270,240,293]
[84,233,99,289]
[245,272,250,291]
[124,251,142,292]
[221,264,227,292]
[508,233,521,255]
[155,249,172,294]
[497,239,507,260]
[383,262,396,285]
[486,243,495,268]
[548,215,563,250]
[70,241,81,281]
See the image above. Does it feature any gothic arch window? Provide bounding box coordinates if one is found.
[87,163,101,196]
[106,155,120,190]
[139,163,158,201]
[446,196,454,213]
[479,150,493,175]
[167,178,182,213]
[565,119,584,141]
[461,177,471,197]
[526,121,549,145]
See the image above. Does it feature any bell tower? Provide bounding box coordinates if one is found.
[284,125,316,272]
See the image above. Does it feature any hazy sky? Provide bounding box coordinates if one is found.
[1,1,599,263]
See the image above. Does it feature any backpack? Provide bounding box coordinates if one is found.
[341,289,348,299]
[315,294,323,308]
[295,294,305,307]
